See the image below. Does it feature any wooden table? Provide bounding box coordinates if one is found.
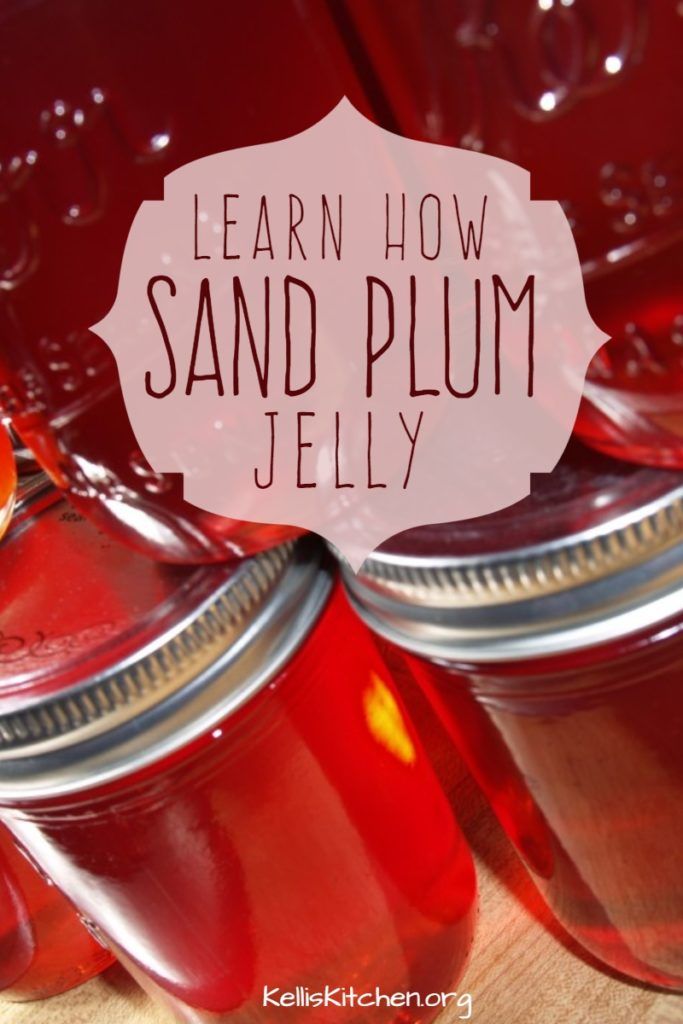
[1,768,680,1024]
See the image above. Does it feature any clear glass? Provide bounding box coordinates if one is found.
[390,620,683,990]
[0,588,476,1023]
[0,823,113,1001]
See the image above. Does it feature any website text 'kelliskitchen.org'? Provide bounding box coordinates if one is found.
[262,985,473,1016]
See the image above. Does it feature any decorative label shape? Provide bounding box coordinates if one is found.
[93,99,607,570]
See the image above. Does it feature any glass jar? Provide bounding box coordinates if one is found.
[335,1,683,467]
[344,441,683,989]
[0,486,476,1023]
[0,821,113,1001]
[0,476,114,1001]
[0,0,369,562]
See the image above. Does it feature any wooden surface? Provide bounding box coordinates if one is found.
[1,771,681,1024]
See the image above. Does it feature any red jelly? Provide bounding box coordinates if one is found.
[0,0,368,562]
[345,441,683,989]
[337,1,683,467]
[0,492,476,1022]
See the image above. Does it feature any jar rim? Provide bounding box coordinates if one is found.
[343,463,683,663]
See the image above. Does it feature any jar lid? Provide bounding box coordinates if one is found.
[343,442,683,663]
[0,481,331,799]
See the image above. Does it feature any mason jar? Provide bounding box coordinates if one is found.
[0,476,114,1001]
[0,482,476,1023]
[343,441,683,989]
[0,821,113,1001]
[335,0,683,468]
[0,0,367,561]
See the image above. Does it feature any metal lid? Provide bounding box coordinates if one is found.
[343,442,683,663]
[0,483,331,799]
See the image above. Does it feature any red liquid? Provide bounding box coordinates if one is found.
[396,621,683,989]
[336,0,683,467]
[0,0,366,562]
[0,588,476,1022]
[0,823,113,1001]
